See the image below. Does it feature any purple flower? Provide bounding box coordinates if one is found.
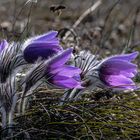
[99,52,139,89]
[23,31,63,63]
[46,48,83,89]
[0,40,8,53]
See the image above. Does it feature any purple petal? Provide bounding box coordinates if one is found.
[51,65,81,77]
[108,51,139,62]
[0,40,8,52]
[24,42,62,63]
[33,39,60,46]
[50,75,83,89]
[100,59,137,75]
[100,66,137,78]
[49,48,73,69]
[25,42,62,53]
[103,74,136,89]
[34,31,58,42]
[23,31,63,63]
[119,71,135,78]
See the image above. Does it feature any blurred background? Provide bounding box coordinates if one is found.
[0,0,140,55]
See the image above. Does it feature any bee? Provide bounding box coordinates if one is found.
[50,5,66,16]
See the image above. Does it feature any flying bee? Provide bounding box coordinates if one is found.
[50,5,66,16]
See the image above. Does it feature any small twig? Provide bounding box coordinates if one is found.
[72,0,102,29]
[12,0,35,34]
[99,0,121,48]
[63,0,102,40]
[40,103,51,122]
[122,6,140,53]
[14,1,34,43]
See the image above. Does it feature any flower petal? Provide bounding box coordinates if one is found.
[51,65,81,77]
[23,31,63,63]
[108,51,139,62]
[100,59,137,75]
[24,42,62,63]
[50,75,83,89]
[100,66,137,78]
[34,31,58,42]
[103,74,136,89]
[49,48,73,69]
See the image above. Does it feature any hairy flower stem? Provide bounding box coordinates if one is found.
[60,89,83,105]
[19,91,30,114]
[0,95,18,139]
[21,97,28,114]
[60,80,89,105]
[18,92,26,114]
[8,94,17,127]
[0,107,6,128]
[59,90,72,105]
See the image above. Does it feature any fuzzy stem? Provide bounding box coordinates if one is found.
[18,91,26,114]
[8,94,17,126]
[0,107,7,128]
[7,94,18,137]
[60,89,85,105]
[59,90,72,105]
[19,91,30,114]
[21,97,28,114]
[68,89,81,100]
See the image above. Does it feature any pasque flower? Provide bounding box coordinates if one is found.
[98,52,138,89]
[45,48,83,89]
[59,50,101,104]
[21,48,83,113]
[23,31,63,63]
[59,51,139,104]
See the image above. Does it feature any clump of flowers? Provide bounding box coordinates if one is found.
[60,51,138,103]
[0,29,139,138]
[0,31,82,138]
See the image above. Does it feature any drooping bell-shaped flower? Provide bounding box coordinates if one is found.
[0,40,8,53]
[45,48,83,89]
[59,50,101,104]
[22,48,83,106]
[98,52,138,89]
[59,51,139,104]
[21,48,83,113]
[23,31,63,63]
